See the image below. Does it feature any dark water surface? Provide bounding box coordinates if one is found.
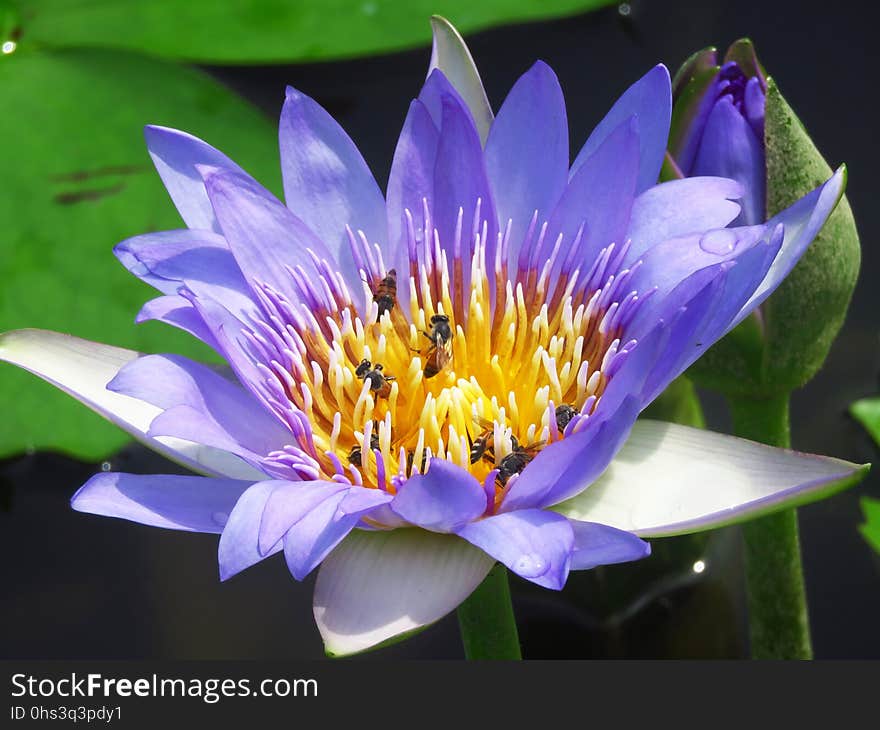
[2,0,879,658]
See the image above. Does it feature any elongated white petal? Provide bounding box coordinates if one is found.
[313,528,494,656]
[429,15,493,145]
[0,329,261,480]
[554,420,867,537]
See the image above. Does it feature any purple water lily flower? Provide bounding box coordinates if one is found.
[0,19,863,656]
[668,41,767,225]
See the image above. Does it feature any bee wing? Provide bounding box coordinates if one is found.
[439,338,454,364]
[473,415,494,431]
[520,441,547,454]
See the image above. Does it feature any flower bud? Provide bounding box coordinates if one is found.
[670,40,861,396]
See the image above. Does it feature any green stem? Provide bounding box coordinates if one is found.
[728,393,813,659]
[457,563,522,659]
[642,375,705,428]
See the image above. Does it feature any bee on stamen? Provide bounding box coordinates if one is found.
[355,358,372,379]
[555,404,579,433]
[357,361,396,399]
[421,314,453,379]
[348,429,381,467]
[469,416,519,465]
[365,269,397,321]
[495,441,545,488]
[405,449,428,475]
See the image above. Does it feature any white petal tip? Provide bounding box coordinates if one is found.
[555,421,869,538]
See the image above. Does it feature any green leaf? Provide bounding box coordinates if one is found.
[10,0,617,65]
[859,497,880,556]
[851,397,880,447]
[0,47,281,460]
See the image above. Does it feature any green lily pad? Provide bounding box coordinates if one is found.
[9,0,616,65]
[0,47,281,460]
[859,497,880,556]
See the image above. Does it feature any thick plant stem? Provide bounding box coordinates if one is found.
[729,393,813,659]
[457,563,522,659]
[642,375,706,428]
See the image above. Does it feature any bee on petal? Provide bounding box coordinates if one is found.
[496,441,545,487]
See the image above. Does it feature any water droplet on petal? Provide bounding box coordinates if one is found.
[100,461,112,472]
[1,41,16,55]
[699,229,738,255]
[212,511,230,527]
[513,552,547,577]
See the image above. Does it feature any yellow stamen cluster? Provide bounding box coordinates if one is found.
[273,233,625,499]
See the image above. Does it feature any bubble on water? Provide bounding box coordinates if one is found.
[699,228,738,255]
[100,461,112,472]
[618,3,632,17]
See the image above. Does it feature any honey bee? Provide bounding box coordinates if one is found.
[469,416,519,465]
[367,269,397,321]
[555,404,578,433]
[424,341,453,379]
[348,430,381,467]
[423,314,453,346]
[405,449,428,475]
[495,441,545,487]
[355,358,372,379]
[357,361,396,399]
[421,314,453,379]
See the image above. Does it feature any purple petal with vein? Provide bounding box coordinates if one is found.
[390,459,486,532]
[486,61,568,265]
[109,353,289,458]
[456,509,574,590]
[568,519,651,570]
[571,64,671,193]
[72,472,252,533]
[693,96,765,226]
[144,125,251,232]
[201,166,334,305]
[624,177,743,263]
[279,86,387,290]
